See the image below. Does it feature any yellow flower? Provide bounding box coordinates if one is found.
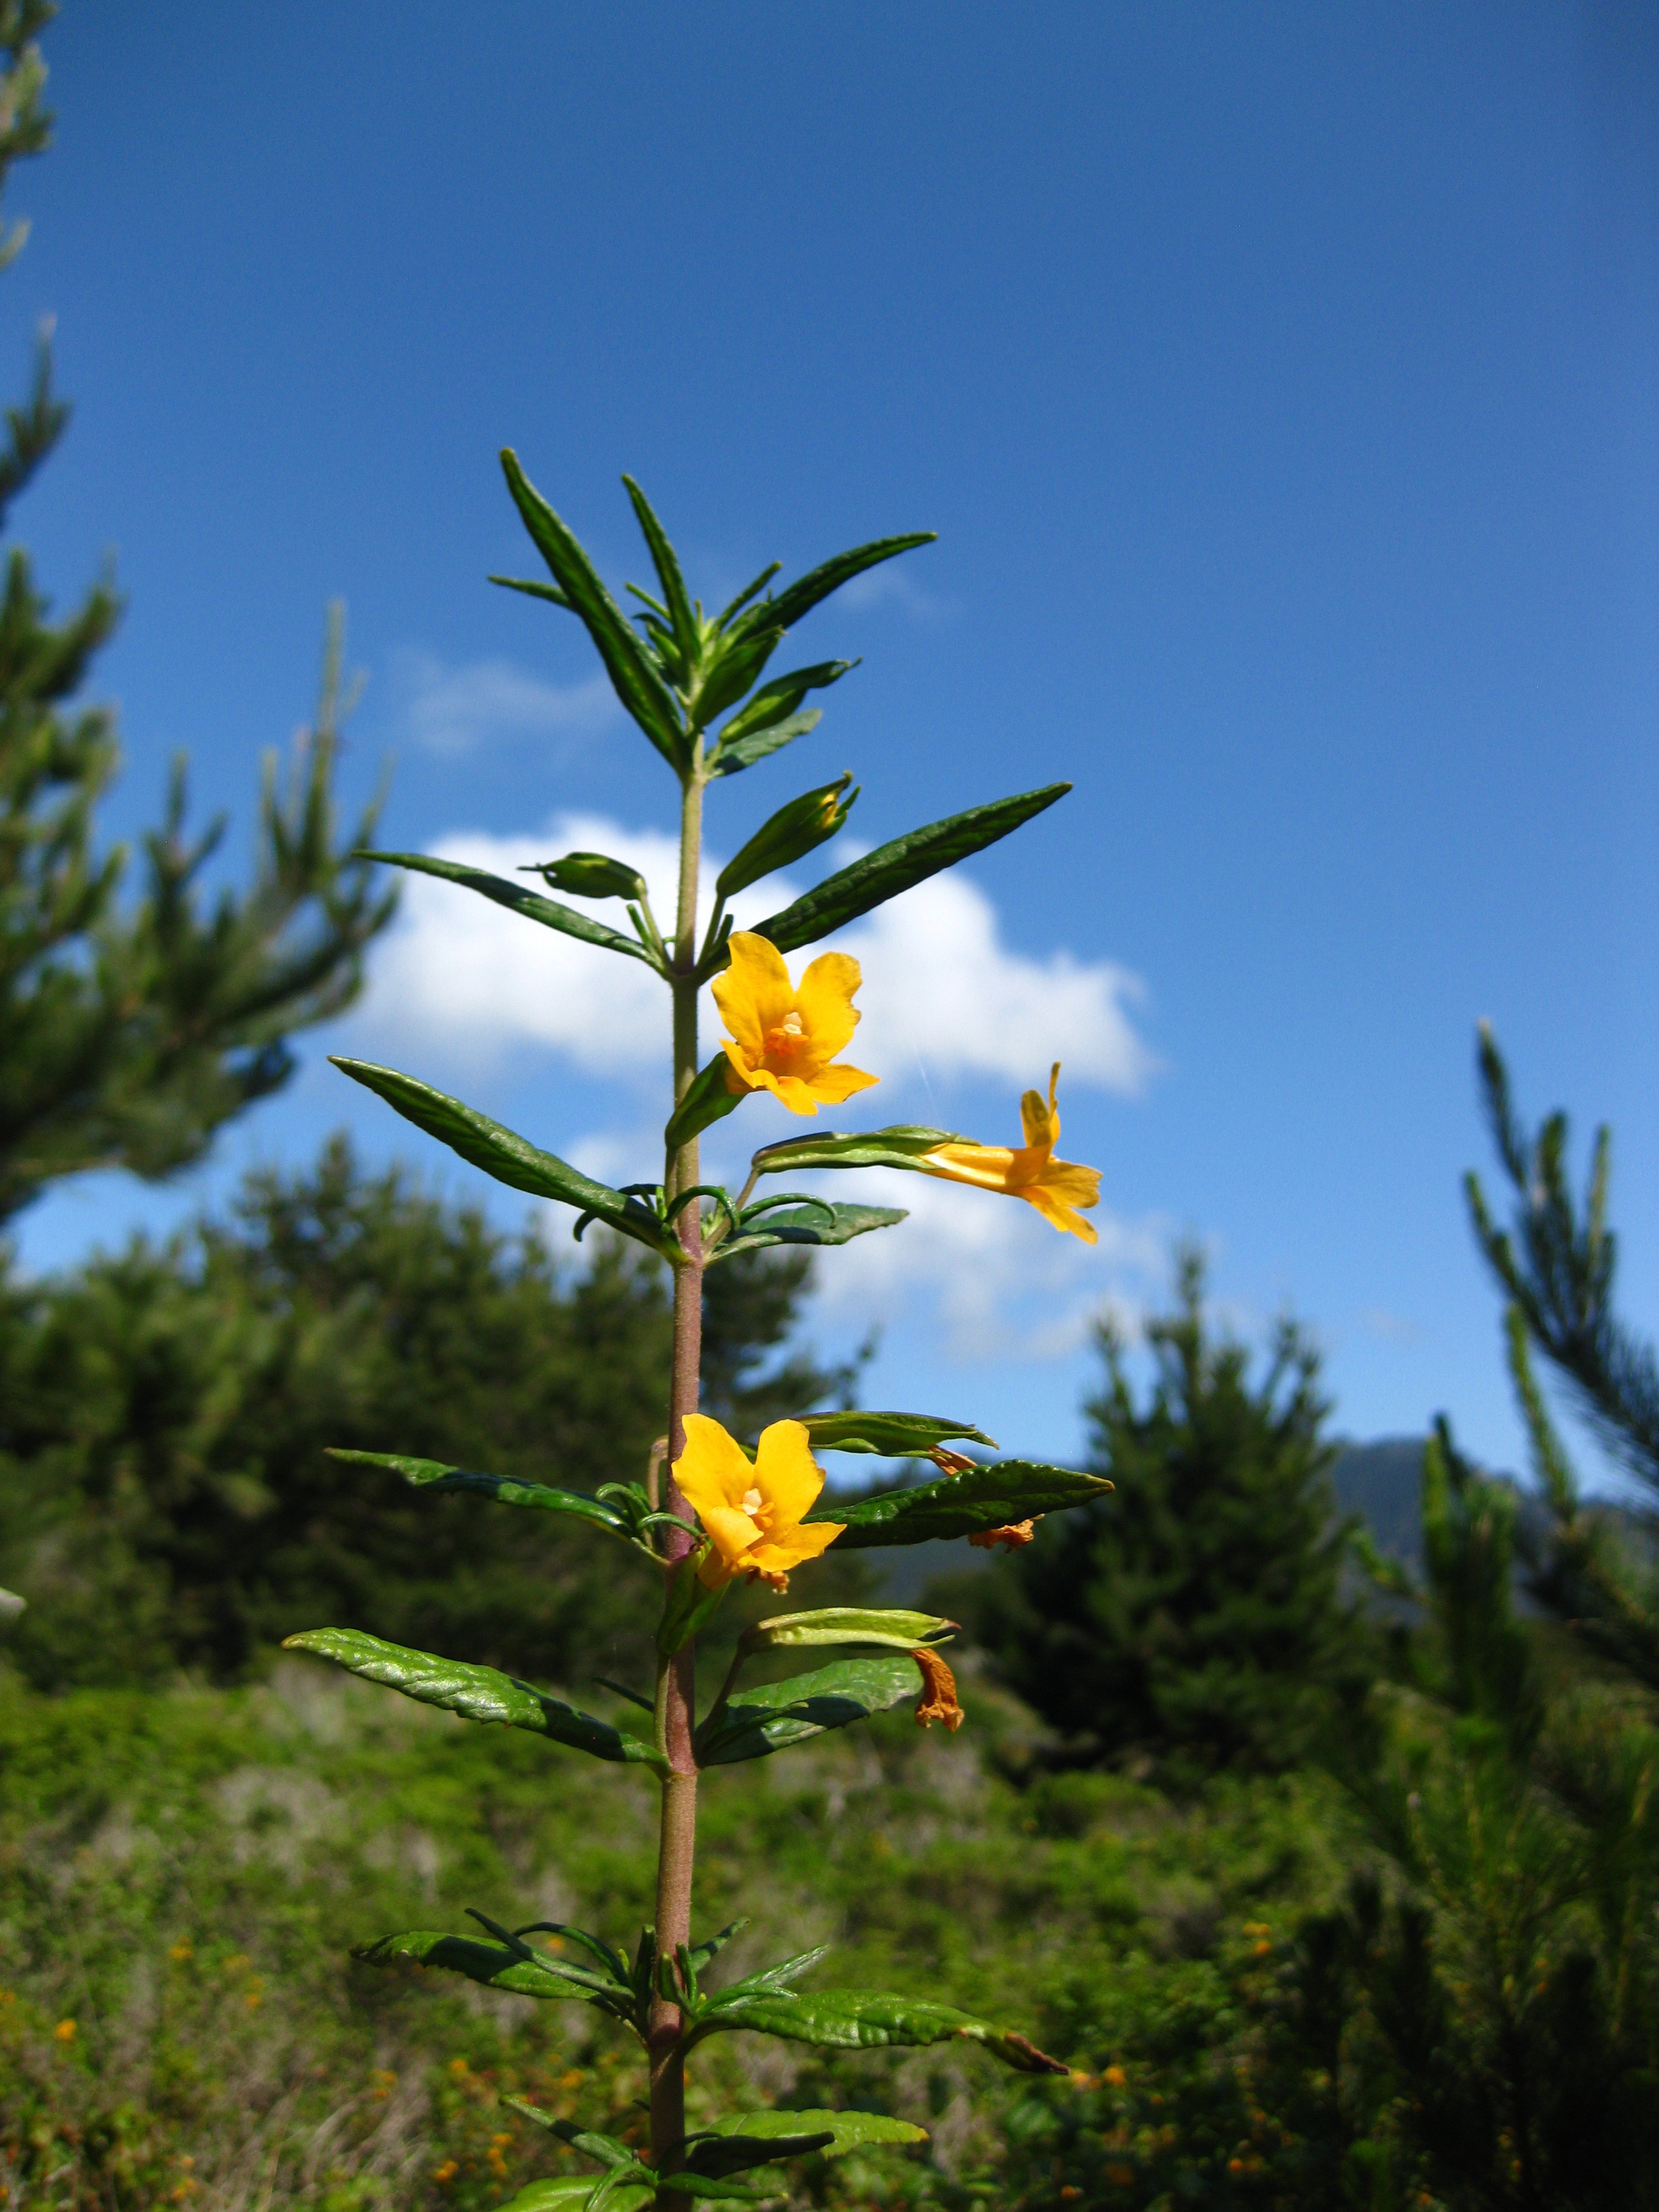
[711,932,878,1117]
[920,1063,1101,1242]
[672,1414,845,1589]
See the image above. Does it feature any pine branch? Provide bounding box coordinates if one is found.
[1465,1023,1659,1497]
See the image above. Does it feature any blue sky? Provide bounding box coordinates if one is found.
[7,2,1656,1484]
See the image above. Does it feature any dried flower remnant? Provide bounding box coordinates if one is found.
[969,1518,1037,1550]
[912,1645,966,1731]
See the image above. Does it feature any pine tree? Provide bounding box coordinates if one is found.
[1465,1025,1659,1685]
[974,1246,1369,1778]
[0,7,394,1222]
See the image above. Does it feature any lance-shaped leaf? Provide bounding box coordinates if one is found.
[708,707,822,778]
[695,1654,922,1766]
[500,452,688,770]
[740,1607,957,1655]
[620,477,698,674]
[709,1203,906,1265]
[488,573,576,612]
[691,1986,1067,2074]
[325,1449,634,1539]
[749,1126,961,1176]
[674,2131,837,2180]
[330,1060,682,1262]
[802,1461,1113,1548]
[500,2182,647,2212]
[798,1410,997,1458]
[716,664,850,748]
[724,533,936,644]
[504,2108,640,2168]
[714,1945,833,1999]
[749,784,1070,954]
[354,1929,640,2024]
[354,852,653,964]
[283,1629,669,1772]
[699,2111,927,2160]
[664,1057,744,1155]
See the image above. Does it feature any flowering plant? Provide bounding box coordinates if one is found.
[286,460,1112,2208]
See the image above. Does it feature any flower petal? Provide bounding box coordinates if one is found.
[1019,1179,1100,1244]
[768,1072,823,1116]
[713,933,794,1062]
[793,951,863,1062]
[804,1061,879,1104]
[697,1503,766,1569]
[753,1420,826,1527]
[748,1519,845,1574]
[1020,1063,1062,1151]
[673,1413,757,1519]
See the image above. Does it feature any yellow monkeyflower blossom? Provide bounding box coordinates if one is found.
[920,1063,1101,1243]
[672,1414,845,1590]
[712,932,878,1116]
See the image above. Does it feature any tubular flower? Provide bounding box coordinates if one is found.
[712,931,878,1116]
[919,1063,1101,1243]
[672,1414,845,1591]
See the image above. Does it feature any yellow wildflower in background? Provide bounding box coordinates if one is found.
[920,1063,1101,1242]
[712,932,877,1116]
[672,1415,845,1589]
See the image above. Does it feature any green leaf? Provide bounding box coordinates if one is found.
[692,1987,1066,2074]
[694,1654,922,1765]
[500,2181,644,2212]
[664,1057,744,1155]
[725,534,936,643]
[353,1929,638,2020]
[677,2132,836,2180]
[798,1410,997,1457]
[328,1060,682,1263]
[750,784,1070,954]
[740,1607,956,1655]
[700,2111,928,2160]
[500,451,687,770]
[587,2172,661,2212]
[283,1629,669,1772]
[709,1204,906,1264]
[803,1461,1113,1548]
[621,477,698,671]
[715,1945,833,1998]
[325,1449,634,1538]
[504,2108,639,2168]
[707,708,822,778]
[355,851,652,963]
[488,573,577,612]
[715,776,857,901]
[715,661,851,748]
[748,1126,960,1175]
[714,561,782,629]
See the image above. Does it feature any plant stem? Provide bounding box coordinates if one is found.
[650,763,707,2185]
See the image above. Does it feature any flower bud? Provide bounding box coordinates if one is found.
[521,851,647,902]
[715,775,857,900]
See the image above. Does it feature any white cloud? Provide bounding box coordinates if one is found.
[795,1167,1167,1367]
[360,814,682,1073]
[357,810,1157,1100]
[392,648,618,757]
[829,869,1157,1097]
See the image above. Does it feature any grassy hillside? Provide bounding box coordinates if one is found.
[0,1660,1360,2212]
